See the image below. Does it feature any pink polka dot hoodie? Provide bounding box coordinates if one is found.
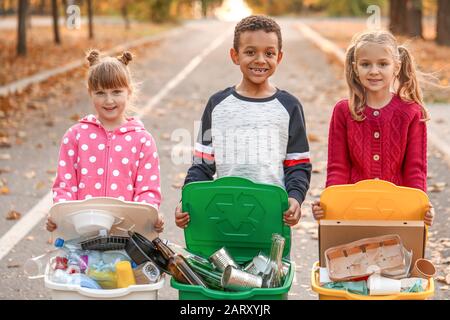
[52,114,161,210]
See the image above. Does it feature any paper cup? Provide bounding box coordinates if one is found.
[410,258,436,279]
[368,274,401,295]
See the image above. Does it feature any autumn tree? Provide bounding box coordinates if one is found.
[51,0,61,44]
[17,0,28,56]
[406,0,422,38]
[436,0,450,46]
[87,0,93,38]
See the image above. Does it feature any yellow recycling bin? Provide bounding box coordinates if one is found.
[310,179,435,300]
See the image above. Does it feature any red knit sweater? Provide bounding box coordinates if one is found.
[326,95,427,192]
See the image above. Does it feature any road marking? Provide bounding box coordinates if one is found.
[0,27,231,262]
[0,193,53,262]
[136,29,231,118]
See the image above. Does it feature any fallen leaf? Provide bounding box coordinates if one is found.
[309,188,322,197]
[7,264,20,269]
[6,210,21,220]
[440,285,449,291]
[0,186,10,195]
[24,171,36,179]
[0,167,11,174]
[0,137,11,148]
[17,131,27,138]
[26,236,34,241]
[0,154,11,160]
[161,133,171,140]
[46,169,56,174]
[70,114,80,121]
[35,181,46,190]
[308,133,321,143]
[171,182,183,189]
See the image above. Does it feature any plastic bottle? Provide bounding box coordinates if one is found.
[54,238,89,273]
[24,248,67,279]
[50,269,102,289]
[115,261,136,288]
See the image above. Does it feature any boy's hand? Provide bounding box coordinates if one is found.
[154,214,165,233]
[283,198,302,227]
[311,200,325,220]
[175,201,190,229]
[46,216,57,232]
[424,203,435,227]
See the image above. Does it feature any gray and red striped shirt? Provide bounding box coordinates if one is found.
[184,86,311,204]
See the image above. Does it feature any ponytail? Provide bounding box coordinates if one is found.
[345,44,366,121]
[397,46,429,121]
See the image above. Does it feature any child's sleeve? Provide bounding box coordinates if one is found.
[402,109,427,192]
[52,129,79,203]
[326,102,351,187]
[184,98,216,185]
[133,133,162,210]
[283,101,312,205]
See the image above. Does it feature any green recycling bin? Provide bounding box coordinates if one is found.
[170,176,295,300]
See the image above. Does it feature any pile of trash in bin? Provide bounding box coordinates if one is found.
[317,234,435,296]
[25,230,291,292]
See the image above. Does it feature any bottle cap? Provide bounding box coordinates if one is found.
[54,238,65,248]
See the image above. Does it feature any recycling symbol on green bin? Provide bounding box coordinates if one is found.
[207,193,265,236]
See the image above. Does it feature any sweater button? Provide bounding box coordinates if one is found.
[373,110,380,116]
[374,131,380,139]
[373,154,380,161]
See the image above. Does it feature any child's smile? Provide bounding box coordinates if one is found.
[231,30,283,90]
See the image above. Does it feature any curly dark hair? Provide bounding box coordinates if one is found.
[233,15,282,51]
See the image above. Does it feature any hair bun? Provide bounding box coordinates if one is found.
[118,51,133,65]
[86,49,100,66]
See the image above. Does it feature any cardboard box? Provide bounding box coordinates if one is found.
[319,220,426,268]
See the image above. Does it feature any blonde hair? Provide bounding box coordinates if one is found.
[344,30,429,121]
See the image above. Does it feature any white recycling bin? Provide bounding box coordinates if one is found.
[45,197,164,300]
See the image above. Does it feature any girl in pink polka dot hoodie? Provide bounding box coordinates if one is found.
[47,49,164,232]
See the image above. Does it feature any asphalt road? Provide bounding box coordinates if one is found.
[0,18,448,300]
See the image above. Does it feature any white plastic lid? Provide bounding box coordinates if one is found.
[49,197,159,240]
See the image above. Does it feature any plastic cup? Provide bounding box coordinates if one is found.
[367,273,401,295]
[410,258,436,279]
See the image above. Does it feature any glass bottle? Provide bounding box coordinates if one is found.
[261,233,285,288]
[152,237,207,287]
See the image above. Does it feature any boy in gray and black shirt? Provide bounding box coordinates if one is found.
[175,15,311,228]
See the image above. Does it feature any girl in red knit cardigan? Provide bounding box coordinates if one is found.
[312,30,434,226]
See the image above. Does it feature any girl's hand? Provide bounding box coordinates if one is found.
[175,201,190,229]
[283,198,302,227]
[154,214,165,233]
[424,203,435,227]
[46,216,57,232]
[311,200,325,220]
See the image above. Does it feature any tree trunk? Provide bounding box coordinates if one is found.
[17,0,28,56]
[201,0,207,18]
[436,0,450,46]
[406,0,422,38]
[87,0,93,39]
[51,0,61,44]
[121,0,130,30]
[389,0,408,35]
